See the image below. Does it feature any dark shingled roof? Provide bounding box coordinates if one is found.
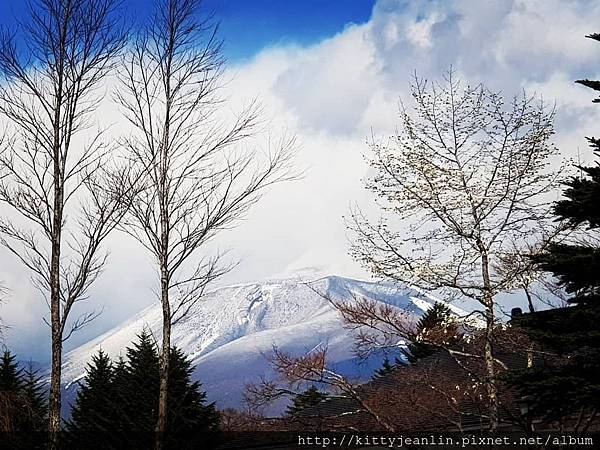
[292,350,529,432]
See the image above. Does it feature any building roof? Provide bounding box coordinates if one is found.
[292,349,529,432]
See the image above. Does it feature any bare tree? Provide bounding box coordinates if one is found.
[331,295,489,366]
[219,407,267,432]
[245,345,397,432]
[347,70,563,432]
[115,0,296,447]
[0,0,127,447]
[246,339,501,433]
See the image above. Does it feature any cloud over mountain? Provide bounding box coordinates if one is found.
[2,0,600,360]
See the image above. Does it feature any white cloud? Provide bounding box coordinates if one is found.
[3,0,600,359]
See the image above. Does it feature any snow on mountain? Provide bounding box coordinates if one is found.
[61,274,468,413]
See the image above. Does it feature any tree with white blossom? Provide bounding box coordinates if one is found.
[347,70,564,431]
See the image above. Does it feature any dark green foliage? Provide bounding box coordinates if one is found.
[576,33,600,102]
[0,351,24,442]
[509,306,600,426]
[405,302,458,363]
[512,365,600,423]
[65,331,219,449]
[21,364,47,433]
[535,134,600,305]
[0,351,47,449]
[534,243,600,305]
[372,357,397,379]
[286,386,325,416]
[535,33,600,307]
[65,350,123,449]
[166,347,220,447]
[554,157,600,230]
[119,330,161,448]
[0,351,22,391]
[511,36,600,430]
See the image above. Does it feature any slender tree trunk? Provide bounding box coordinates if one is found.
[481,251,499,433]
[48,157,64,450]
[155,190,171,447]
[155,271,170,450]
[156,168,171,447]
[483,302,498,432]
[524,287,535,314]
[154,33,173,445]
[48,329,62,449]
[155,111,171,448]
[48,53,65,449]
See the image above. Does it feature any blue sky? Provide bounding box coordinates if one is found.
[0,0,376,62]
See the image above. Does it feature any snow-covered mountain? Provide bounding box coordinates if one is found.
[61,274,468,413]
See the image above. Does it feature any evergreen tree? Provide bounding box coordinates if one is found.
[109,356,129,441]
[373,357,396,379]
[21,364,47,432]
[372,356,404,379]
[286,386,325,416]
[534,131,600,306]
[112,356,127,384]
[0,350,24,437]
[66,332,220,449]
[511,33,600,429]
[65,350,122,449]
[509,307,600,427]
[0,352,47,449]
[114,330,160,449]
[0,351,23,391]
[120,334,219,448]
[166,347,220,448]
[368,304,457,377]
[533,33,600,307]
[406,302,458,363]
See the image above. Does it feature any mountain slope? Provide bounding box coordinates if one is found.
[61,275,467,412]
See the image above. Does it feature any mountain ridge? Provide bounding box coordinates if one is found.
[61,273,468,412]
